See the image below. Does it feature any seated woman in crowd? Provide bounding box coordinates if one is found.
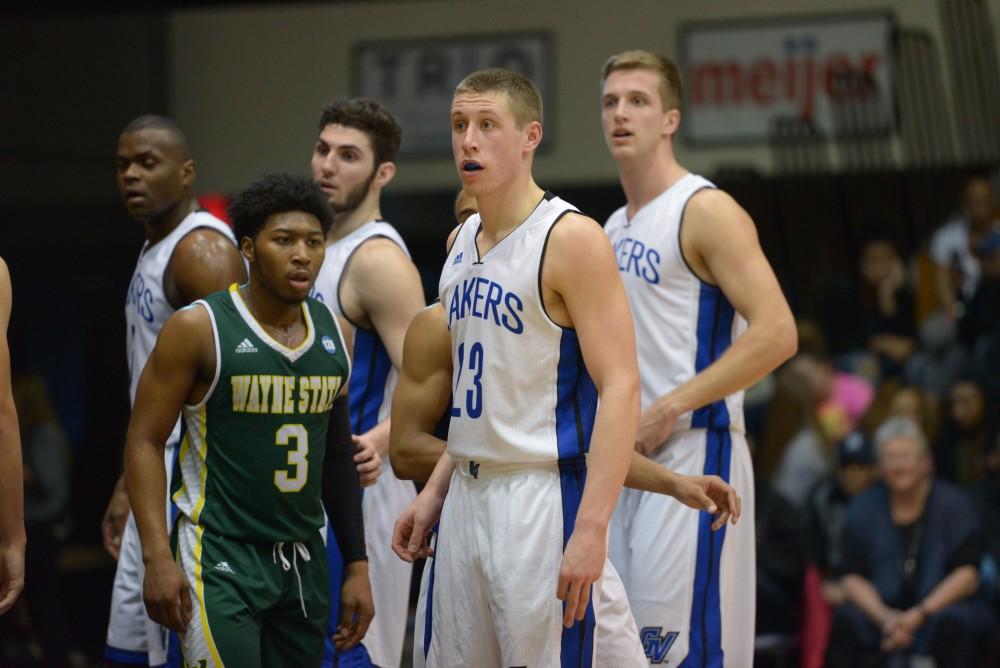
[826,417,997,668]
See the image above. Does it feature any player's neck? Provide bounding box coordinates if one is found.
[328,193,381,243]
[618,146,687,219]
[476,176,545,245]
[143,197,198,247]
[240,280,303,333]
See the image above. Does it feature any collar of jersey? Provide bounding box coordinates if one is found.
[228,284,315,363]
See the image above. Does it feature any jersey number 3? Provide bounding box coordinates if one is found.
[274,424,308,492]
[451,341,484,419]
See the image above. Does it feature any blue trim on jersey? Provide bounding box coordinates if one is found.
[555,330,598,460]
[323,521,375,667]
[423,528,439,659]
[691,284,734,429]
[559,459,595,667]
[165,631,181,668]
[680,429,731,668]
[349,328,393,434]
[104,646,150,665]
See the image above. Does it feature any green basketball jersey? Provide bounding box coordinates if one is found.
[172,284,350,542]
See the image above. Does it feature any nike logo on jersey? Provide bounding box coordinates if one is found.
[447,277,524,335]
[214,561,235,574]
[235,338,258,354]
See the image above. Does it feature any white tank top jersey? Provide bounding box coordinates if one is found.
[311,220,410,433]
[124,210,236,405]
[438,192,598,464]
[604,173,747,433]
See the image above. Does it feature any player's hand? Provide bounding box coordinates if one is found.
[142,557,192,633]
[669,474,741,530]
[391,491,444,562]
[557,522,605,629]
[636,403,678,456]
[353,434,382,488]
[102,477,131,560]
[332,561,374,650]
[0,540,26,614]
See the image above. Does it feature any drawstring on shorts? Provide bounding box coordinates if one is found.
[272,541,312,618]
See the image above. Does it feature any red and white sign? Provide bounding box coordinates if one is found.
[681,14,895,142]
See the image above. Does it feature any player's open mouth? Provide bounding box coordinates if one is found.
[289,271,311,288]
[462,161,483,172]
[613,129,632,138]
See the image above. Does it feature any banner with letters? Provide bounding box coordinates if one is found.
[680,13,896,143]
[353,33,551,157]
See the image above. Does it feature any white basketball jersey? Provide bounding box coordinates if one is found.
[311,220,410,432]
[125,210,235,405]
[604,173,747,433]
[438,192,598,464]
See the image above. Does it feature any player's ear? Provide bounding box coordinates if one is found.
[663,108,681,137]
[524,120,543,153]
[240,236,255,263]
[180,159,196,189]
[373,161,396,190]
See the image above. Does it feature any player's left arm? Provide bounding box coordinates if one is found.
[0,258,25,615]
[168,228,247,306]
[544,213,641,627]
[639,189,797,451]
[343,238,426,458]
[322,312,373,649]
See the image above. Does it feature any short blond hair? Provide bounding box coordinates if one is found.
[455,68,543,128]
[602,50,682,111]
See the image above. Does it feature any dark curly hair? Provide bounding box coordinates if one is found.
[228,173,334,242]
[317,98,401,167]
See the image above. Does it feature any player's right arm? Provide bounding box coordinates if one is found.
[0,258,25,615]
[124,305,213,633]
[391,450,454,563]
[389,304,452,482]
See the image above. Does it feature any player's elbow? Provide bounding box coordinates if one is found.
[774,312,798,364]
[388,435,420,481]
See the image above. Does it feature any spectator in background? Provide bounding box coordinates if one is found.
[886,384,939,444]
[803,430,880,607]
[791,348,875,443]
[758,362,831,508]
[824,238,918,382]
[959,229,1000,353]
[930,176,1000,312]
[827,417,996,668]
[755,479,805,638]
[970,429,1000,611]
[935,376,990,486]
[13,375,71,668]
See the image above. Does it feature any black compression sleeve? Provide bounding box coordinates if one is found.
[323,394,367,564]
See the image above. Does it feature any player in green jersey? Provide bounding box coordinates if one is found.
[125,173,373,667]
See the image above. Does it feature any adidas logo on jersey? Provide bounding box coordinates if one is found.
[235,338,258,354]
[453,251,464,265]
[214,561,235,574]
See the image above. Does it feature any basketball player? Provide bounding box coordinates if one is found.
[104,115,246,667]
[125,173,372,667]
[392,309,741,668]
[309,98,425,667]
[0,257,25,616]
[600,50,797,666]
[389,67,646,667]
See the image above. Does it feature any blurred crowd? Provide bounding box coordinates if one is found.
[749,175,1000,667]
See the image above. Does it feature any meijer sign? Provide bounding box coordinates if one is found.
[681,14,895,142]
